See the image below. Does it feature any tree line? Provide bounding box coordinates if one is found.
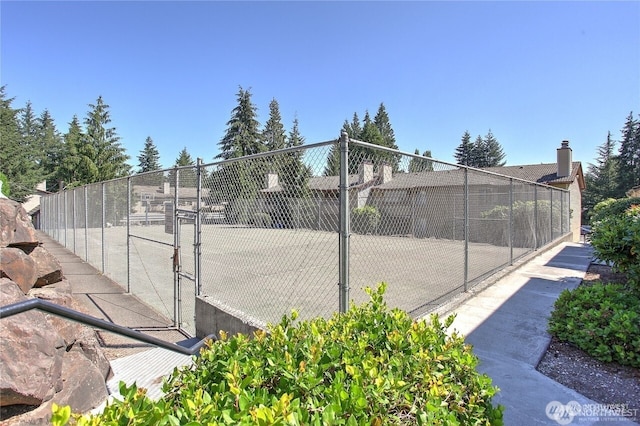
[1,83,512,203]
[582,111,640,222]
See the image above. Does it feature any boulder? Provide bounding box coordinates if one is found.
[29,282,112,380]
[0,279,65,407]
[30,246,64,287]
[1,247,38,293]
[0,199,38,249]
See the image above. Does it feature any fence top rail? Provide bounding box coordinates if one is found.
[199,138,338,169]
[348,138,570,193]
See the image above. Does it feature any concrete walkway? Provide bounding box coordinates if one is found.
[37,232,639,425]
[439,242,639,425]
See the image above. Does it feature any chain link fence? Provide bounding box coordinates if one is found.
[40,136,570,335]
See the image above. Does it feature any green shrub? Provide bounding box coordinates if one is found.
[56,284,503,425]
[0,172,9,197]
[590,197,640,224]
[352,206,381,235]
[481,200,562,247]
[590,204,640,289]
[549,282,640,367]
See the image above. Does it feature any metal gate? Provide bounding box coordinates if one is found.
[174,209,197,336]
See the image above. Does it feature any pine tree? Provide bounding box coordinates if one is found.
[37,109,64,191]
[57,115,85,189]
[342,112,362,141]
[170,147,197,187]
[409,149,434,173]
[273,116,313,227]
[617,112,640,194]
[281,116,311,196]
[0,86,38,201]
[216,87,263,160]
[583,132,621,220]
[454,131,474,166]
[471,135,490,168]
[373,103,398,150]
[263,98,286,151]
[137,136,161,173]
[483,130,506,167]
[81,96,130,183]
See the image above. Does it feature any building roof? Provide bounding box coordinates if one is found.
[481,162,584,188]
[261,174,369,193]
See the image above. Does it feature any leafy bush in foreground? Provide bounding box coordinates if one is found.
[590,197,640,224]
[549,283,640,367]
[590,204,640,289]
[54,284,503,425]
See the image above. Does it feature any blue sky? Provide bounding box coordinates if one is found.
[2,1,639,171]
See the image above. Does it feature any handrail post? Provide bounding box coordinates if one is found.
[339,132,350,313]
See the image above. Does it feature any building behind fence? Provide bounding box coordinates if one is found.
[40,135,572,337]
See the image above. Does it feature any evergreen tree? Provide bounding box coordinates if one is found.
[342,112,362,141]
[281,116,311,196]
[323,142,341,176]
[80,96,130,183]
[216,87,263,159]
[483,130,506,167]
[37,109,64,191]
[617,112,640,194]
[409,149,434,173]
[273,116,313,227]
[57,115,85,189]
[373,103,397,150]
[170,147,197,187]
[471,135,487,168]
[583,132,621,221]
[454,131,474,166]
[0,86,38,201]
[263,98,286,151]
[137,136,161,173]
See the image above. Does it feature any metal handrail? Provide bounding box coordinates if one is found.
[0,298,217,356]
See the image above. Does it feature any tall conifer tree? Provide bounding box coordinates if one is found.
[216,87,263,159]
[137,136,161,173]
[263,98,286,151]
[617,112,640,194]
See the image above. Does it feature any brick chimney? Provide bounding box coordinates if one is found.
[163,182,170,194]
[378,163,392,184]
[557,140,572,178]
[358,161,374,184]
[265,173,279,189]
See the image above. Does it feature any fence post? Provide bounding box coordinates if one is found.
[72,190,76,253]
[196,160,202,297]
[550,189,554,241]
[101,183,106,273]
[173,167,180,328]
[509,178,514,265]
[62,191,69,248]
[84,186,89,261]
[533,185,538,250]
[339,131,350,313]
[127,177,131,294]
[463,168,469,292]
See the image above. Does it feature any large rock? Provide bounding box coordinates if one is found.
[0,199,38,249]
[0,279,65,407]
[1,247,38,293]
[29,282,112,380]
[30,246,64,287]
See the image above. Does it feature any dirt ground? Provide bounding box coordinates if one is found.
[536,264,640,415]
